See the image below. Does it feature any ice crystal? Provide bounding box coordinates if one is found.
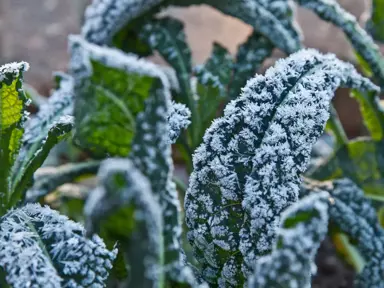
[0,203,117,288]
[185,48,379,286]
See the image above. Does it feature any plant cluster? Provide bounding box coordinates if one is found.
[0,0,383,287]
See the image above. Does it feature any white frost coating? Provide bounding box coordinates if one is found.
[85,158,163,287]
[0,203,117,288]
[168,101,191,144]
[248,192,330,288]
[69,34,170,91]
[185,48,379,286]
[0,61,29,82]
[81,0,164,44]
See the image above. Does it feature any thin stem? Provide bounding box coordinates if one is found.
[326,104,348,149]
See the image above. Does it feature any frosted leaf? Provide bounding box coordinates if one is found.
[308,138,384,196]
[69,35,170,157]
[0,61,29,214]
[0,203,116,288]
[168,101,191,144]
[8,115,74,206]
[296,0,384,90]
[25,161,100,203]
[301,178,384,287]
[138,16,193,109]
[176,0,301,54]
[22,73,74,148]
[229,31,274,99]
[366,0,384,43]
[84,158,164,287]
[82,0,165,45]
[185,48,379,286]
[193,43,233,138]
[248,192,330,288]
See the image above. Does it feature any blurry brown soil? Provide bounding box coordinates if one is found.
[313,238,355,288]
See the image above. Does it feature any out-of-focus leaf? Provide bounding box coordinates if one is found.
[193,43,233,139]
[308,138,384,199]
[249,192,330,288]
[229,31,274,99]
[296,0,384,90]
[352,90,384,141]
[69,35,170,157]
[366,0,384,43]
[25,160,100,203]
[139,17,192,103]
[84,158,164,288]
[0,62,29,214]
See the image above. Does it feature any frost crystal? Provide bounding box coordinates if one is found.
[249,192,330,288]
[0,203,117,288]
[168,101,191,144]
[0,61,29,82]
[185,48,378,286]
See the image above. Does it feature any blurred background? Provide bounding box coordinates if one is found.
[0,0,383,137]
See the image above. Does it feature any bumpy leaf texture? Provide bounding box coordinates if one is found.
[0,62,29,211]
[301,178,384,287]
[248,192,330,288]
[0,203,116,288]
[84,158,164,288]
[185,49,379,286]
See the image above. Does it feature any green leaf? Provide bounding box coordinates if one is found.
[351,90,384,141]
[25,160,100,203]
[9,73,75,206]
[366,0,384,43]
[138,17,193,103]
[229,31,274,99]
[193,43,233,138]
[308,138,384,200]
[0,203,116,287]
[69,35,170,157]
[111,4,164,56]
[84,158,164,288]
[249,192,330,288]
[185,49,378,286]
[8,116,74,207]
[0,62,29,213]
[296,0,384,90]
